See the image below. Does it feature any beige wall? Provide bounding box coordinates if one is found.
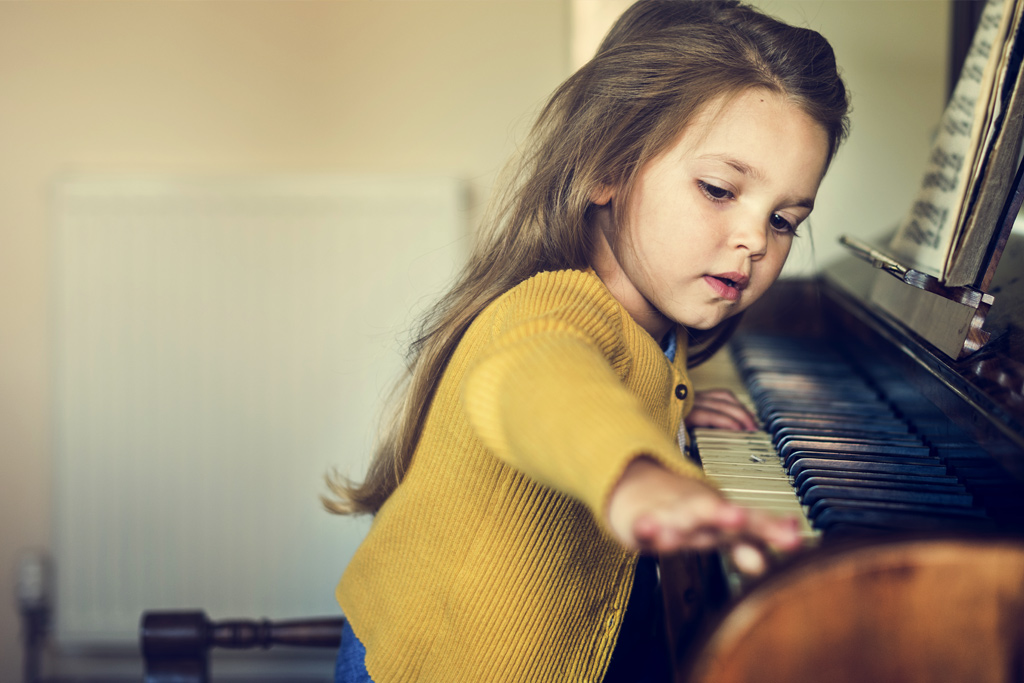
[761,0,951,277]
[0,1,569,675]
[0,0,949,677]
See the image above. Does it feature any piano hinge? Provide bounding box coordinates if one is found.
[839,235,990,309]
[839,235,995,359]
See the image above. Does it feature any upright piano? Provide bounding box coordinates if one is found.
[661,245,1024,681]
[662,3,1024,677]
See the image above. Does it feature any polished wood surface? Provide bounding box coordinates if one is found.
[682,536,1024,683]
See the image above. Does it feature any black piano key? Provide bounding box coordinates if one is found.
[935,447,1001,465]
[733,351,850,367]
[761,403,896,419]
[806,497,991,524]
[807,497,990,520]
[801,485,975,508]
[954,465,1016,481]
[744,368,868,383]
[784,450,940,470]
[749,385,878,403]
[795,476,968,498]
[760,398,889,410]
[773,427,921,444]
[766,416,911,434]
[778,440,931,460]
[813,506,995,533]
[788,457,948,478]
[750,387,879,404]
[793,468,961,490]
[753,397,884,415]
[723,332,1017,539]
[776,436,926,455]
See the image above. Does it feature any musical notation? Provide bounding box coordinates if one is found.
[887,0,1024,286]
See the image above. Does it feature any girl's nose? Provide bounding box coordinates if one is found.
[729,214,769,258]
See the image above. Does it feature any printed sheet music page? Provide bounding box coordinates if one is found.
[886,0,1022,284]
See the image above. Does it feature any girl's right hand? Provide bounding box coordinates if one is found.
[606,456,802,575]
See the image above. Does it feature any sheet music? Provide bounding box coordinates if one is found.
[946,0,1024,287]
[887,0,1019,280]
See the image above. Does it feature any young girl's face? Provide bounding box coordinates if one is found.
[591,88,830,337]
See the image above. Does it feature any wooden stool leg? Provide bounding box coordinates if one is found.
[140,610,345,682]
[140,611,210,683]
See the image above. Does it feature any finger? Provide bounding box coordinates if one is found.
[668,485,748,531]
[692,389,751,412]
[744,510,803,552]
[709,498,748,532]
[685,406,752,431]
[651,497,748,549]
[730,542,768,576]
[630,514,662,551]
[646,521,722,554]
[633,513,703,554]
[689,397,758,431]
[695,388,743,404]
[681,528,722,550]
[702,401,757,431]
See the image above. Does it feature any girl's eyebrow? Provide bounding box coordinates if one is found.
[699,153,816,210]
[700,153,764,180]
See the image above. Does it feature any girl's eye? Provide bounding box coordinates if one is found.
[698,180,733,202]
[770,213,797,235]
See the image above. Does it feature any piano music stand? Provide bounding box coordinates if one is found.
[839,84,1024,361]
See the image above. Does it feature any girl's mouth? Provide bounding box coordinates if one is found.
[704,274,744,301]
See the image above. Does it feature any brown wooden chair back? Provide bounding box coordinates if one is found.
[683,536,1024,683]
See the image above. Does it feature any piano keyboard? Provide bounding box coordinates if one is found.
[691,335,996,538]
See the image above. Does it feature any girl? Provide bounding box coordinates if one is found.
[326,1,849,681]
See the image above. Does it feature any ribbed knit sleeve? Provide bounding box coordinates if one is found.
[336,269,705,683]
[462,271,703,535]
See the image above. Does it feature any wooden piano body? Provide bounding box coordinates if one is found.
[676,534,1024,683]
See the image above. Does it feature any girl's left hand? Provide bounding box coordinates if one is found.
[685,388,757,432]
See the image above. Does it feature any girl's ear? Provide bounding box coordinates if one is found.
[590,185,615,206]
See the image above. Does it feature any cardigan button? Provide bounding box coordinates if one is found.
[675,383,688,400]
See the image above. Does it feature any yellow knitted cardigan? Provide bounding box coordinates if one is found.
[336,268,703,682]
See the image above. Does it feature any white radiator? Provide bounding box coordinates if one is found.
[51,175,467,645]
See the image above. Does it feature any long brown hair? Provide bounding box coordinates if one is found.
[324,0,849,515]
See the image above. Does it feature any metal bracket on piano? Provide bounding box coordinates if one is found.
[839,235,992,309]
[839,235,995,359]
